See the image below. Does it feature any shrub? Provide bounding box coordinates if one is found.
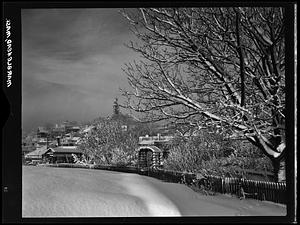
[163,131,273,178]
[163,131,224,172]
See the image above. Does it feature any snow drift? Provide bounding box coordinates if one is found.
[22,166,286,217]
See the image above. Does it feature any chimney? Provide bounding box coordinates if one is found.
[56,137,61,146]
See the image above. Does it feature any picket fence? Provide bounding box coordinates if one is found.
[139,169,286,204]
[198,175,286,204]
[39,163,286,204]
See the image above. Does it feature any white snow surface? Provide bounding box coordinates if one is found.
[22,166,286,217]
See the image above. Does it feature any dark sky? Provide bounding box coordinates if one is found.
[22,8,139,132]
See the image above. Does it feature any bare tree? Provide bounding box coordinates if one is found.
[79,118,138,165]
[120,7,286,181]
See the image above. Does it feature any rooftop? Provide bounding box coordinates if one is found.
[137,145,163,153]
[50,146,82,154]
[138,135,174,145]
[25,146,50,158]
[37,127,49,133]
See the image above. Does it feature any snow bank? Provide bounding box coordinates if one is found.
[22,166,286,217]
[23,167,150,217]
[124,174,286,216]
[121,173,181,216]
[146,176,286,216]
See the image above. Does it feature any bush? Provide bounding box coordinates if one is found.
[163,131,224,172]
[163,131,273,178]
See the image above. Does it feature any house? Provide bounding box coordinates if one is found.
[46,146,83,163]
[138,134,173,146]
[63,121,80,133]
[56,135,81,146]
[68,126,81,133]
[51,126,65,137]
[139,134,173,154]
[37,127,49,138]
[36,137,48,146]
[24,145,83,164]
[69,136,81,145]
[24,146,52,163]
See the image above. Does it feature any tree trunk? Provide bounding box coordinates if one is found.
[272,158,286,182]
[247,135,286,183]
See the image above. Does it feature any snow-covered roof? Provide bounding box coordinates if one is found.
[37,127,49,133]
[82,126,94,133]
[49,146,82,154]
[70,126,80,130]
[137,146,163,153]
[139,140,155,145]
[71,137,81,141]
[138,135,174,145]
[25,146,50,158]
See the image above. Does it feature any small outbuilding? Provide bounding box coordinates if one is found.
[137,146,164,168]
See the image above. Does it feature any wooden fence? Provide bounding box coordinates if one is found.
[201,175,286,204]
[145,168,195,184]
[140,169,286,204]
[38,163,286,204]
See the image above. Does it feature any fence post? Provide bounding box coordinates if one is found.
[267,182,271,201]
[218,177,222,192]
[234,178,238,195]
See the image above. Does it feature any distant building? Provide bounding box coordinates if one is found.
[69,136,81,145]
[36,137,48,146]
[80,125,95,136]
[62,121,80,134]
[25,145,83,164]
[138,134,173,146]
[24,146,51,163]
[68,126,81,133]
[37,127,49,138]
[46,146,83,164]
[51,126,65,137]
[56,135,81,147]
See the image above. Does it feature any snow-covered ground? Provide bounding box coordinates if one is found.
[22,166,286,217]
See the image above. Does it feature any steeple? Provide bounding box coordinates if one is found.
[113,97,120,116]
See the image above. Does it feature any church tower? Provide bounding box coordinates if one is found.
[113,97,120,116]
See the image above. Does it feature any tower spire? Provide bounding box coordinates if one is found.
[113,97,120,115]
